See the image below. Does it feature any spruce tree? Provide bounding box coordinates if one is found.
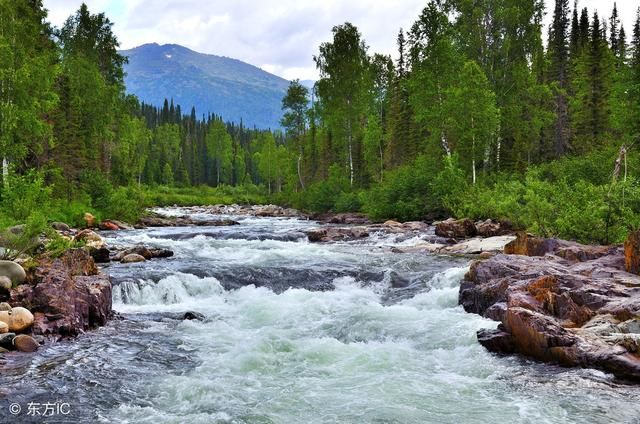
[548,0,571,156]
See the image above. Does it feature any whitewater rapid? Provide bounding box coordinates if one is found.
[1,209,638,423]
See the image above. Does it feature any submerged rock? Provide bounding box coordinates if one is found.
[183,311,205,320]
[460,238,640,381]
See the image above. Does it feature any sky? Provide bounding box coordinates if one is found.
[42,0,639,81]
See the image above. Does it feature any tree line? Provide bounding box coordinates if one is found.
[1,0,640,242]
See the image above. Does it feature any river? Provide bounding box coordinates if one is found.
[1,208,639,423]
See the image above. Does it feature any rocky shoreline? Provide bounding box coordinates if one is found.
[460,232,640,382]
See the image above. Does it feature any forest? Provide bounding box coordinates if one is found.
[1,0,640,244]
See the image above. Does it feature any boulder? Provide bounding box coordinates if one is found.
[460,239,640,381]
[121,254,146,263]
[0,261,26,285]
[0,333,15,349]
[0,321,7,334]
[51,222,71,232]
[99,220,120,231]
[0,276,11,291]
[0,307,34,332]
[84,212,96,228]
[0,302,11,311]
[110,220,134,230]
[624,230,640,275]
[435,218,477,239]
[74,230,104,249]
[13,334,38,352]
[475,219,513,237]
[442,235,516,255]
[503,232,559,256]
[305,227,369,243]
[10,249,112,338]
[183,311,206,320]
[89,247,111,263]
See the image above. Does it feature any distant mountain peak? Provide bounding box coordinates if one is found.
[121,43,289,128]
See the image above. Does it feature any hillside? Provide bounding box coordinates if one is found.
[120,43,290,128]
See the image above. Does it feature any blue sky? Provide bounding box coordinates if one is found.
[43,0,639,81]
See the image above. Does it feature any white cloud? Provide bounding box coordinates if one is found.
[43,0,639,82]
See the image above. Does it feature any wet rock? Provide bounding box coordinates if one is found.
[121,254,146,263]
[305,227,369,243]
[0,260,26,284]
[13,334,38,352]
[0,333,15,349]
[90,247,111,263]
[138,215,175,227]
[84,212,96,228]
[150,249,174,259]
[477,327,516,353]
[435,218,477,239]
[183,311,205,320]
[0,321,7,334]
[461,239,640,381]
[139,212,240,228]
[10,249,111,338]
[51,222,71,232]
[624,230,640,275]
[74,230,105,249]
[0,302,10,311]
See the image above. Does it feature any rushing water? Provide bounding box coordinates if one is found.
[1,209,639,423]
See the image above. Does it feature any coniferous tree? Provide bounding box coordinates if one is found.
[548,0,571,156]
[281,80,309,189]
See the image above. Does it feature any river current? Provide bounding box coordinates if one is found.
[1,208,639,423]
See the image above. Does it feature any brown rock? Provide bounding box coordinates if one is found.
[99,220,120,231]
[503,232,559,256]
[121,254,146,263]
[461,242,640,381]
[0,322,7,334]
[475,219,513,237]
[74,230,104,249]
[13,334,39,352]
[624,230,640,275]
[435,218,477,239]
[8,307,34,332]
[11,249,111,338]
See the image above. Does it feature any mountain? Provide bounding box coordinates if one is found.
[120,43,290,129]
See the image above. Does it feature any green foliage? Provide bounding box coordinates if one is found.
[362,155,440,221]
[44,232,85,259]
[0,170,52,221]
[0,212,49,260]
